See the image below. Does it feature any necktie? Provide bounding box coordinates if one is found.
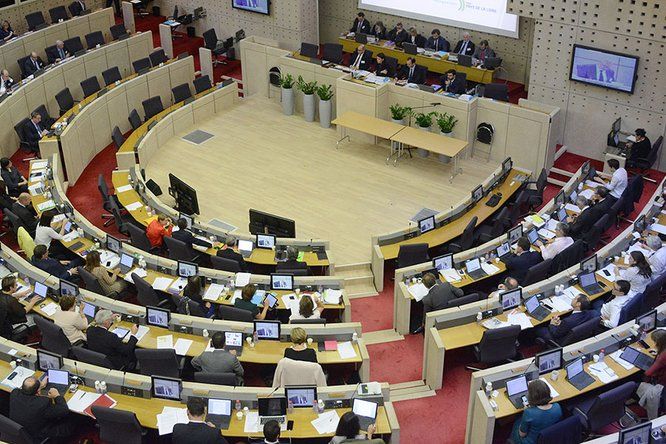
[34,59,38,69]
[354,53,362,67]
[357,21,362,33]
[59,48,64,58]
[435,39,438,51]
[460,41,467,54]
[409,67,414,81]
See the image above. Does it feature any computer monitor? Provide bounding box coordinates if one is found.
[254,321,281,340]
[225,331,243,347]
[300,42,318,58]
[168,174,200,215]
[258,397,287,417]
[248,209,296,238]
[526,228,539,244]
[33,281,48,299]
[47,368,69,385]
[472,185,484,203]
[256,234,276,249]
[59,280,78,298]
[119,253,134,270]
[465,257,481,273]
[508,225,523,243]
[418,215,436,234]
[505,374,528,397]
[581,160,590,176]
[612,117,621,134]
[82,302,96,318]
[637,310,657,333]
[37,349,62,371]
[502,157,513,172]
[500,288,522,310]
[569,189,578,204]
[106,234,121,254]
[285,386,317,408]
[207,398,232,416]
[618,420,651,444]
[433,254,453,271]
[179,213,193,229]
[554,190,565,206]
[580,255,597,273]
[536,348,563,375]
[177,260,198,278]
[238,239,253,254]
[270,274,294,291]
[352,398,378,422]
[151,376,182,401]
[555,207,567,222]
[634,214,646,233]
[146,306,170,328]
[496,242,511,258]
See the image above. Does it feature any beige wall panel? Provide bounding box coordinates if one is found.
[172,108,194,134]
[65,18,90,43]
[43,21,68,45]
[23,78,46,113]
[62,58,87,101]
[106,87,131,134]
[83,49,109,86]
[192,93,215,123]
[43,71,67,117]
[474,101,509,159]
[21,32,47,61]
[125,80,149,117]
[105,44,131,78]
[89,100,112,154]
[168,57,195,91]
[146,69,172,109]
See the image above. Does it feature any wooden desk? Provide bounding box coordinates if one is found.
[332,111,404,163]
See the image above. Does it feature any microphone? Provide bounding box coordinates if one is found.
[521,356,537,378]
[265,385,281,398]
[73,359,83,385]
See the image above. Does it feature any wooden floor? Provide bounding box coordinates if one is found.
[144,97,498,264]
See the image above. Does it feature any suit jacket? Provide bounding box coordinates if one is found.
[371,28,385,40]
[350,18,371,34]
[426,36,450,52]
[441,75,466,94]
[375,59,396,77]
[172,229,212,249]
[46,46,69,64]
[9,389,70,440]
[86,325,138,369]
[70,0,86,16]
[453,39,475,56]
[398,65,426,84]
[191,349,244,383]
[24,119,43,151]
[473,47,496,62]
[502,251,542,284]
[548,310,594,340]
[569,206,595,238]
[407,34,427,48]
[1,167,24,195]
[172,422,228,444]
[0,76,14,92]
[349,50,372,70]
[590,197,614,220]
[387,28,409,46]
[276,258,309,272]
[216,248,248,272]
[423,282,464,313]
[11,201,38,234]
[23,57,44,76]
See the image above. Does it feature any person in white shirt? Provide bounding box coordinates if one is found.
[600,280,632,328]
[615,251,653,295]
[594,158,627,200]
[289,294,324,322]
[645,235,666,276]
[34,210,68,259]
[0,69,13,94]
[349,44,370,70]
[51,294,87,345]
[535,223,574,260]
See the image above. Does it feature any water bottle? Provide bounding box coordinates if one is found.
[288,399,294,414]
[598,349,605,361]
[100,381,107,394]
[253,330,258,344]
[235,400,241,412]
[202,329,209,338]
[352,332,358,342]
[477,312,483,322]
[485,382,493,398]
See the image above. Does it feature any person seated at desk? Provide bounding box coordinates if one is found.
[534,222,573,260]
[374,52,395,77]
[0,69,14,93]
[407,27,426,48]
[284,327,317,362]
[350,12,371,35]
[191,331,244,385]
[51,294,87,345]
[24,52,45,77]
[24,111,49,154]
[32,244,79,282]
[48,40,70,64]
[289,294,324,322]
[10,376,75,442]
[34,210,68,259]
[412,272,464,334]
[251,420,286,444]
[0,20,14,41]
[70,0,87,16]
[179,275,215,318]
[172,396,229,444]
[426,28,450,52]
[440,68,466,94]
[593,159,627,201]
[86,309,138,370]
[510,379,562,444]
[234,283,270,320]
[473,40,496,66]
[626,128,651,167]
[349,44,372,70]
[636,330,666,419]
[0,275,40,340]
[12,193,39,236]
[370,21,386,40]
[276,245,309,273]
[172,217,212,250]
[599,279,632,328]
[568,196,595,239]
[453,32,475,56]
[146,213,173,250]
[387,22,408,46]
[216,237,248,271]
[0,158,28,196]
[502,237,542,284]
[396,57,426,85]
[330,411,377,444]
[488,276,520,300]
[589,186,614,219]
[0,180,15,211]
[84,250,127,297]
[614,250,652,295]
[645,235,666,275]
[535,295,593,343]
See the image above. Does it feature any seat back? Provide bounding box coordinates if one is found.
[85,31,105,49]
[112,126,125,150]
[642,272,666,312]
[131,273,161,306]
[142,96,164,120]
[97,174,111,208]
[17,56,30,79]
[384,56,398,74]
[13,118,30,142]
[218,305,254,322]
[92,406,144,444]
[77,266,106,295]
[109,199,128,235]
[163,236,196,262]
[80,76,101,97]
[127,223,152,251]
[582,214,608,251]
[16,227,35,260]
[550,240,585,274]
[102,66,122,86]
[32,104,53,125]
[560,316,600,346]
[0,414,34,444]
[34,316,71,356]
[536,415,582,444]
[128,108,142,130]
[55,87,74,113]
[454,215,478,251]
[617,292,645,325]
[193,75,213,94]
[396,243,430,269]
[149,49,167,66]
[483,83,509,102]
[477,325,520,363]
[194,372,237,386]
[322,43,343,64]
[584,381,637,432]
[202,29,218,50]
[110,23,129,40]
[64,36,84,55]
[210,255,241,272]
[132,57,151,74]
[646,136,663,169]
[171,83,192,103]
[72,345,114,368]
[446,293,481,308]
[135,349,180,378]
[4,209,23,236]
[49,6,69,22]
[25,11,45,31]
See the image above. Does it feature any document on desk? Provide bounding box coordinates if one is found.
[481,262,501,276]
[650,223,666,235]
[579,189,595,200]
[537,229,556,240]
[62,230,80,242]
[124,267,147,282]
[525,214,546,228]
[281,293,298,311]
[133,325,150,341]
[244,412,260,433]
[157,406,188,435]
[156,335,174,349]
[545,218,559,231]
[565,203,581,214]
[174,338,193,356]
[41,302,58,316]
[538,378,560,399]
[151,277,174,291]
[337,341,357,360]
[1,366,34,389]
[203,283,225,301]
[312,410,340,435]
[440,268,462,283]
[125,201,143,211]
[67,390,101,413]
[169,277,188,293]
[596,264,616,283]
[562,286,583,301]
[507,312,533,330]
[324,289,343,305]
[610,350,635,370]
[546,296,572,313]
[408,283,429,302]
[31,160,48,169]
[115,184,132,193]
[36,200,55,212]
[235,272,251,287]
[588,362,618,383]
[585,180,600,188]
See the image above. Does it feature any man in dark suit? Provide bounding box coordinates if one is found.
[70,0,87,16]
[276,246,309,273]
[172,218,212,249]
[568,196,595,239]
[250,420,286,444]
[374,53,395,77]
[350,12,370,35]
[589,186,614,219]
[47,40,70,64]
[425,29,450,52]
[349,44,372,70]
[172,397,228,444]
[24,111,48,153]
[501,237,542,284]
[453,32,475,56]
[23,51,44,77]
[387,22,409,46]
[9,376,74,441]
[86,309,139,370]
[11,193,39,235]
[31,244,80,281]
[407,27,426,48]
[627,128,651,166]
[412,272,463,334]
[216,238,248,271]
[536,295,593,342]
[397,57,426,84]
[472,39,496,65]
[440,69,466,94]
[0,69,14,93]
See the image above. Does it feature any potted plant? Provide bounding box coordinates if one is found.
[279,73,295,115]
[413,111,437,157]
[389,104,412,124]
[435,112,459,162]
[297,75,318,122]
[316,84,334,128]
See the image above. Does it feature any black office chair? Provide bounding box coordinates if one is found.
[203,29,233,66]
[80,76,101,97]
[64,36,84,55]
[483,83,509,102]
[523,169,547,210]
[34,316,71,357]
[171,83,192,103]
[210,255,241,272]
[549,316,601,348]
[132,57,152,74]
[78,266,120,299]
[550,240,586,275]
[449,216,478,253]
[135,349,181,378]
[14,118,38,156]
[628,136,663,182]
[97,174,118,227]
[149,49,168,66]
[475,208,508,245]
[467,325,521,371]
[536,416,583,444]
[55,87,75,115]
[109,199,130,236]
[131,273,172,309]
[92,406,146,444]
[193,75,212,94]
[32,104,56,128]
[49,6,69,22]
[112,126,125,150]
[4,209,24,235]
[322,43,343,64]
[396,243,430,269]
[582,214,608,251]
[25,11,46,31]
[85,30,105,49]
[127,224,157,254]
[142,96,164,120]
[102,66,122,86]
[218,305,254,322]
[620,175,645,219]
[72,346,115,368]
[617,292,645,326]
[603,197,623,233]
[17,56,31,79]
[163,236,198,262]
[291,318,327,325]
[0,414,44,444]
[446,293,481,308]
[110,23,129,40]
[572,381,637,436]
[279,269,309,276]
[128,108,142,130]
[194,372,237,386]
[384,56,398,76]
[522,259,553,286]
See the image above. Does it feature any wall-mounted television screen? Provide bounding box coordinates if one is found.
[569,44,639,93]
[232,0,270,15]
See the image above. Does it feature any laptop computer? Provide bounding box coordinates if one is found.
[496,242,511,259]
[465,257,487,280]
[526,228,540,245]
[44,368,70,395]
[457,54,472,67]
[578,271,604,295]
[354,33,368,44]
[402,42,418,55]
[620,346,655,372]
[238,239,254,258]
[118,252,134,274]
[24,281,48,303]
[258,397,287,425]
[206,398,232,430]
[524,294,551,321]
[352,398,379,430]
[81,302,96,323]
[505,374,529,409]
[565,357,595,391]
[224,331,243,356]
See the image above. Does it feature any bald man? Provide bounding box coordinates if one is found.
[23,51,44,76]
[349,44,372,70]
[11,192,38,235]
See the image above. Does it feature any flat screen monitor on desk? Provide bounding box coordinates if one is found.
[151,376,182,401]
[472,185,483,203]
[300,42,318,58]
[634,214,646,233]
[502,157,512,173]
[256,233,276,249]
[500,288,522,310]
[271,274,293,291]
[285,386,317,408]
[146,306,170,328]
[59,280,78,298]
[637,310,657,333]
[177,260,198,277]
[618,421,651,444]
[106,234,121,254]
[580,255,597,273]
[612,117,621,134]
[554,190,565,207]
[168,173,199,215]
[254,320,280,340]
[433,254,453,271]
[508,225,522,243]
[37,349,62,371]
[536,348,562,375]
[418,215,435,234]
[249,209,296,238]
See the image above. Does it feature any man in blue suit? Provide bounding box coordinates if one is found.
[31,244,79,283]
[501,237,542,284]
[536,295,593,343]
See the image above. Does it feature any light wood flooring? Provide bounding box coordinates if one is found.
[144,96,498,264]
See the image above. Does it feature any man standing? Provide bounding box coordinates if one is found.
[350,12,370,34]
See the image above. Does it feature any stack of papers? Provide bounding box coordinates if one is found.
[507,312,533,330]
[174,338,193,355]
[133,325,150,341]
[311,410,340,434]
[588,361,618,383]
[152,277,174,291]
[235,272,251,287]
[561,286,583,301]
[281,293,298,310]
[481,262,501,275]
[125,202,143,211]
[565,203,581,213]
[526,214,546,228]
[115,184,132,193]
[1,366,34,389]
[545,219,559,231]
[62,231,80,242]
[610,349,635,370]
[546,296,572,312]
[36,200,55,212]
[323,289,343,304]
[337,341,357,359]
[585,180,600,188]
[244,412,260,433]
[596,264,616,282]
[67,390,101,413]
[408,283,429,302]
[157,335,174,349]
[169,277,188,293]
[537,229,556,239]
[482,318,511,330]
[440,268,462,283]
[650,224,666,235]
[41,302,58,316]
[156,406,188,435]
[579,189,595,200]
[124,267,147,282]
[203,283,225,301]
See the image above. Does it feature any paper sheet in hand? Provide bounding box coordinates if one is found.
[115,184,132,193]
[585,180,600,188]
[481,262,500,275]
[507,312,533,330]
[323,289,342,305]
[440,268,462,283]
[133,325,150,341]
[610,349,635,370]
[1,366,34,389]
[538,378,560,399]
[235,272,251,287]
[203,283,225,301]
[125,201,143,211]
[174,338,193,355]
[312,410,340,434]
[337,341,357,359]
[156,335,173,349]
[156,407,188,435]
[564,203,581,213]
[151,277,174,291]
[67,390,101,413]
[244,412,260,433]
[408,283,429,302]
[41,302,58,316]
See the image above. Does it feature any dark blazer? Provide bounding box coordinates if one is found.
[172,229,212,249]
[32,257,72,281]
[0,76,14,91]
[423,282,464,313]
[1,167,25,195]
[398,65,426,84]
[629,137,651,162]
[276,259,309,272]
[375,59,396,77]
[46,46,69,64]
[502,251,542,284]
[441,75,466,94]
[569,207,596,239]
[590,197,614,219]
[9,388,69,441]
[216,248,248,272]
[70,0,87,16]
[371,27,386,40]
[387,28,409,46]
[407,34,427,48]
[349,50,372,69]
[86,325,138,369]
[23,56,44,76]
[548,310,594,340]
[11,201,38,234]
[473,47,496,62]
[350,18,371,34]
[426,36,450,52]
[24,119,43,152]
[172,422,228,444]
[453,39,475,56]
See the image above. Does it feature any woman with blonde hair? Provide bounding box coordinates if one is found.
[284,327,317,363]
[84,250,126,297]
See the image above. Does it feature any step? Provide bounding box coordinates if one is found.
[550,167,574,178]
[389,383,437,402]
[391,383,432,396]
[334,262,373,277]
[344,279,378,299]
[390,380,426,391]
[342,274,375,286]
[362,329,403,345]
[547,177,567,187]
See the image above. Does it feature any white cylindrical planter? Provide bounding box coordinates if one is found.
[439,130,452,163]
[417,125,430,157]
[281,87,294,115]
[319,99,331,128]
[391,118,406,125]
[303,93,315,122]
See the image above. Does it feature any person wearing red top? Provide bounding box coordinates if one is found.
[637,330,666,418]
[146,213,173,249]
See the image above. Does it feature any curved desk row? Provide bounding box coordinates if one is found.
[0,337,398,440]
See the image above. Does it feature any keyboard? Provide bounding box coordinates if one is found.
[568,372,595,391]
[528,305,551,321]
[260,415,286,425]
[582,283,604,295]
[466,268,488,280]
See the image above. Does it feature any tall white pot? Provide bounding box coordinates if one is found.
[303,93,315,122]
[319,99,332,128]
[417,125,431,157]
[439,130,452,163]
[281,87,294,115]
